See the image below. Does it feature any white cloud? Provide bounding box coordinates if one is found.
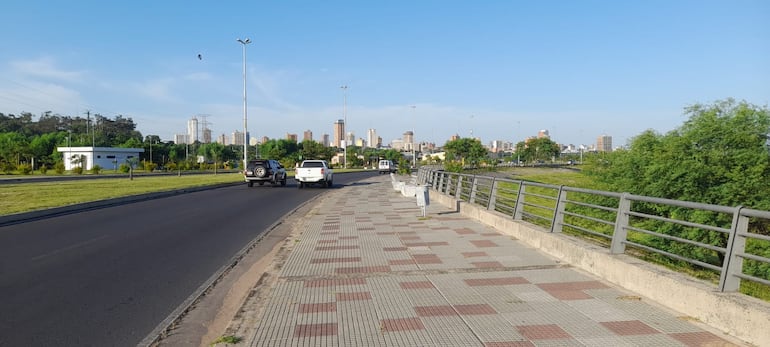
[10,57,85,82]
[183,72,212,81]
[132,78,179,103]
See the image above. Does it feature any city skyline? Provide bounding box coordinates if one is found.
[0,2,767,149]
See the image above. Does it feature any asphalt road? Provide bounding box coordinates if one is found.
[0,171,377,347]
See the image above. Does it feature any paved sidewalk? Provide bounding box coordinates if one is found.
[240,175,744,346]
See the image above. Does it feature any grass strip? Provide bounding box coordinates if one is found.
[1,173,243,215]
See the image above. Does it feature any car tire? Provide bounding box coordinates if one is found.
[281,176,287,186]
[298,182,304,189]
[258,182,265,186]
[327,180,333,188]
[247,181,254,187]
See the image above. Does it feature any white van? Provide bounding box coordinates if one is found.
[378,160,396,174]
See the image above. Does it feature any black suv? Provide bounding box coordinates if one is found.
[244,159,287,187]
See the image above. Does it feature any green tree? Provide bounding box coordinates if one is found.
[584,99,770,268]
[0,132,29,166]
[515,137,561,164]
[443,137,488,169]
[380,149,403,163]
[345,145,364,168]
[259,139,298,161]
[586,99,770,208]
[299,140,334,162]
[198,142,230,173]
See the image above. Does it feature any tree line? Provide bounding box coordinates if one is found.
[0,111,421,173]
[580,99,770,293]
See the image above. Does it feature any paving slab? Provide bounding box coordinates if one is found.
[238,175,747,347]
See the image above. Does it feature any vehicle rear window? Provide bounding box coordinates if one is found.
[247,161,267,169]
[301,161,324,168]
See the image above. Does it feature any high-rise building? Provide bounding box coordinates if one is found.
[287,133,298,142]
[232,130,249,146]
[490,140,504,153]
[216,133,226,145]
[345,132,355,147]
[333,119,345,148]
[367,129,378,149]
[303,130,313,142]
[403,131,414,151]
[597,135,612,152]
[174,134,188,145]
[450,134,460,142]
[187,117,199,144]
[202,128,212,144]
[321,134,330,147]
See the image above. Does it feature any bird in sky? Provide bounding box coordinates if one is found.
[197,54,202,60]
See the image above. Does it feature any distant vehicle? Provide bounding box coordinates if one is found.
[244,159,287,187]
[295,160,334,188]
[378,160,396,174]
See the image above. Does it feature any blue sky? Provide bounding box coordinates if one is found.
[1,1,767,148]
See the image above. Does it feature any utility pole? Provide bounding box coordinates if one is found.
[86,110,94,147]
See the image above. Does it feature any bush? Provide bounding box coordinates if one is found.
[39,164,48,175]
[91,165,102,175]
[1,162,14,174]
[119,163,131,173]
[54,162,65,174]
[72,166,83,175]
[143,162,157,172]
[18,163,32,175]
[444,161,464,173]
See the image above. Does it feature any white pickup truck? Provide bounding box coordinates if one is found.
[295,160,334,188]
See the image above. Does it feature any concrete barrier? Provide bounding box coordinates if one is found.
[429,191,770,347]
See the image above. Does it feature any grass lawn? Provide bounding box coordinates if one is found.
[1,173,244,216]
[1,168,373,216]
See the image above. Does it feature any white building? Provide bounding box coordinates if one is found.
[367,128,378,149]
[57,147,144,170]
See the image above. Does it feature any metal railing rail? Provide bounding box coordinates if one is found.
[418,167,770,295]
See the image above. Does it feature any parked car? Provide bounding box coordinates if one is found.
[295,160,333,188]
[244,159,287,187]
[378,159,396,174]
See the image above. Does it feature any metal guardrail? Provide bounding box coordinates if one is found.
[418,167,770,294]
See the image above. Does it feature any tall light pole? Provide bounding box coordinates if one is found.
[341,85,348,169]
[410,105,416,168]
[237,38,251,170]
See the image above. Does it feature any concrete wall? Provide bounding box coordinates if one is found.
[431,191,770,347]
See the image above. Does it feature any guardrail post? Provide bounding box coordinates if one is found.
[551,186,567,233]
[455,175,464,199]
[610,193,631,254]
[720,206,747,292]
[487,178,498,211]
[430,170,438,190]
[513,183,525,220]
[469,176,479,204]
[438,172,446,193]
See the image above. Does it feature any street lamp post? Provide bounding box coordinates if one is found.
[341,85,348,169]
[410,105,416,169]
[237,38,251,171]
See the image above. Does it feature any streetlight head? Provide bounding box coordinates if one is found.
[237,38,252,44]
